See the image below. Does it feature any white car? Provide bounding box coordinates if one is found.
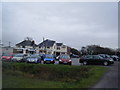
[11,54,25,62]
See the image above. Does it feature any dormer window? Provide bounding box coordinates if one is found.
[22,46,25,48]
[57,47,60,50]
[47,47,50,49]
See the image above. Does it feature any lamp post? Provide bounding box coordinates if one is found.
[9,42,11,47]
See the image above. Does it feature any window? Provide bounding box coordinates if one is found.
[47,47,50,49]
[57,47,60,50]
[22,46,25,48]
[93,56,100,59]
[86,55,93,59]
[62,45,66,48]
[93,55,103,59]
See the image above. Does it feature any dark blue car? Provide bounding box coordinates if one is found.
[43,54,55,64]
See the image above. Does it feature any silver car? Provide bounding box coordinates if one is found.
[26,54,41,63]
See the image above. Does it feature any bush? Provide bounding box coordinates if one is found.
[2,62,92,82]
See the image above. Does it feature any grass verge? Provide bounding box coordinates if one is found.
[2,62,107,88]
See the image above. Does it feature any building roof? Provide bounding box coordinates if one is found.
[16,40,37,47]
[56,43,63,46]
[38,39,55,47]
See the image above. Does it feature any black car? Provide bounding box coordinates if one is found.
[79,55,114,66]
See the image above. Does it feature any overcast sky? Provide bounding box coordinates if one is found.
[1,2,118,49]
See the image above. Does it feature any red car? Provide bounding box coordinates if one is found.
[1,53,14,61]
[59,54,72,65]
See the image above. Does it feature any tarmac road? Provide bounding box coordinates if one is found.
[71,58,119,88]
[91,61,119,88]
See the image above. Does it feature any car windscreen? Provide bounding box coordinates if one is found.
[60,55,70,59]
[14,54,24,57]
[93,55,103,59]
[28,55,39,58]
[106,55,110,58]
[99,55,106,58]
[3,54,12,56]
[45,55,53,58]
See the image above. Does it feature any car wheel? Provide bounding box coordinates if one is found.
[43,61,46,64]
[37,60,40,63]
[69,62,72,65]
[103,61,108,66]
[83,61,87,65]
[25,61,28,63]
[59,62,62,64]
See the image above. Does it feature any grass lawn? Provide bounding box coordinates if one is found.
[2,62,107,88]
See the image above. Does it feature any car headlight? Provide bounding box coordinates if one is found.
[44,59,46,61]
[59,60,62,61]
[110,59,113,61]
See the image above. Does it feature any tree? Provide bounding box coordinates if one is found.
[70,48,81,56]
[81,47,87,55]
[80,45,115,55]
[116,48,120,56]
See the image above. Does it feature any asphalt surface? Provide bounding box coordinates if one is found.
[91,61,119,88]
[70,58,119,88]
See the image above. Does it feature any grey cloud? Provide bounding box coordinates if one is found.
[2,2,118,49]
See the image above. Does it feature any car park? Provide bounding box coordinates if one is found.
[25,54,41,63]
[11,54,26,62]
[79,55,114,66]
[1,53,14,61]
[59,54,72,65]
[43,54,55,64]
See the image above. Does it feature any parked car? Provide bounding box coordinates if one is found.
[43,54,55,64]
[98,54,114,61]
[79,55,114,66]
[110,55,120,61]
[1,53,14,61]
[59,54,72,65]
[11,54,26,62]
[22,53,32,62]
[25,54,41,63]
